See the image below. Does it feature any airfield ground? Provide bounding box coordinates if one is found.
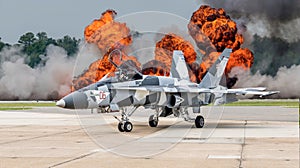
[0,100,299,168]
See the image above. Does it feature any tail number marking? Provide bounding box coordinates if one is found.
[99,91,107,100]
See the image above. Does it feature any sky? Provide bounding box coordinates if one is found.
[0,0,201,43]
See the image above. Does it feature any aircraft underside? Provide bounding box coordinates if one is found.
[98,104,205,132]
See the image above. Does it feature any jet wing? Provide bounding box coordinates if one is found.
[111,86,163,92]
[211,87,279,105]
[215,87,279,98]
[111,86,211,93]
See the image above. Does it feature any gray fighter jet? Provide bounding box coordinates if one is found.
[56,49,279,132]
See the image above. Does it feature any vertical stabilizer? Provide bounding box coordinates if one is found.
[198,48,232,89]
[170,50,190,81]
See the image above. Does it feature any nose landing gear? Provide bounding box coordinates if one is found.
[114,106,139,132]
[118,121,133,132]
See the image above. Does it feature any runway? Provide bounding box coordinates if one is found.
[0,105,298,168]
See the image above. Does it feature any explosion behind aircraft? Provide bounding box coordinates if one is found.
[56,49,278,132]
[73,6,255,91]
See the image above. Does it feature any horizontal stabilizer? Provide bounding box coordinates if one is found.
[213,88,280,97]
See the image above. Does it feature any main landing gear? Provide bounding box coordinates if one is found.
[195,115,205,128]
[149,114,159,127]
[148,107,160,127]
[178,107,205,128]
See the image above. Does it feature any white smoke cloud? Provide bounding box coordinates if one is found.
[246,16,272,39]
[278,18,300,43]
[0,46,24,67]
[130,35,156,65]
[230,66,300,98]
[240,15,300,43]
[73,42,101,77]
[0,45,75,100]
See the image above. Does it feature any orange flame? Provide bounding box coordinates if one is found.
[142,33,198,82]
[142,60,170,77]
[72,51,140,91]
[188,5,254,86]
[84,9,132,53]
[73,5,254,91]
[188,5,243,52]
[84,10,116,42]
[226,48,254,75]
[72,10,140,90]
[155,33,197,67]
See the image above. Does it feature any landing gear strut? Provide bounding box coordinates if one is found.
[180,107,205,128]
[114,106,139,132]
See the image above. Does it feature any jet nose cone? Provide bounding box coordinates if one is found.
[56,91,88,109]
[56,99,65,108]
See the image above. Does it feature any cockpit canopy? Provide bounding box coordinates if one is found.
[78,71,143,92]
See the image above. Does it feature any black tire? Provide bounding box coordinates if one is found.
[149,115,158,127]
[118,122,124,132]
[195,115,205,128]
[124,122,133,132]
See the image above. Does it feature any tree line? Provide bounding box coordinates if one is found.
[1,32,300,76]
[0,32,80,68]
[250,35,300,76]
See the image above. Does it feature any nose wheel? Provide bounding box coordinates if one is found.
[124,122,133,132]
[118,121,133,132]
[117,122,125,132]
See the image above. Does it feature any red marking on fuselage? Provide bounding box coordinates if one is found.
[99,91,106,100]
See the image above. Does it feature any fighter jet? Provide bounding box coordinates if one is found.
[56,49,279,132]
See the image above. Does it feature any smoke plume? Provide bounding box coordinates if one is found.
[231,66,300,98]
[0,45,75,100]
[199,0,300,42]
[198,1,300,98]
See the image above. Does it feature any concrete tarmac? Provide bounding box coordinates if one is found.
[0,105,298,168]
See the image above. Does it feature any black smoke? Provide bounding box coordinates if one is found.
[199,0,300,42]
[196,1,300,98]
[200,0,300,21]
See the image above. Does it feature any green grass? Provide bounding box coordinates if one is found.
[225,101,299,107]
[0,102,55,111]
[226,100,300,125]
[0,102,55,107]
[0,107,32,111]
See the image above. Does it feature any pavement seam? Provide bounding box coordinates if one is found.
[0,125,27,129]
[239,120,247,168]
[48,150,100,168]
[0,127,84,145]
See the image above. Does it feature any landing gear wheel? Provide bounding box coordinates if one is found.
[149,115,158,127]
[195,115,205,128]
[124,122,133,132]
[118,122,124,132]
